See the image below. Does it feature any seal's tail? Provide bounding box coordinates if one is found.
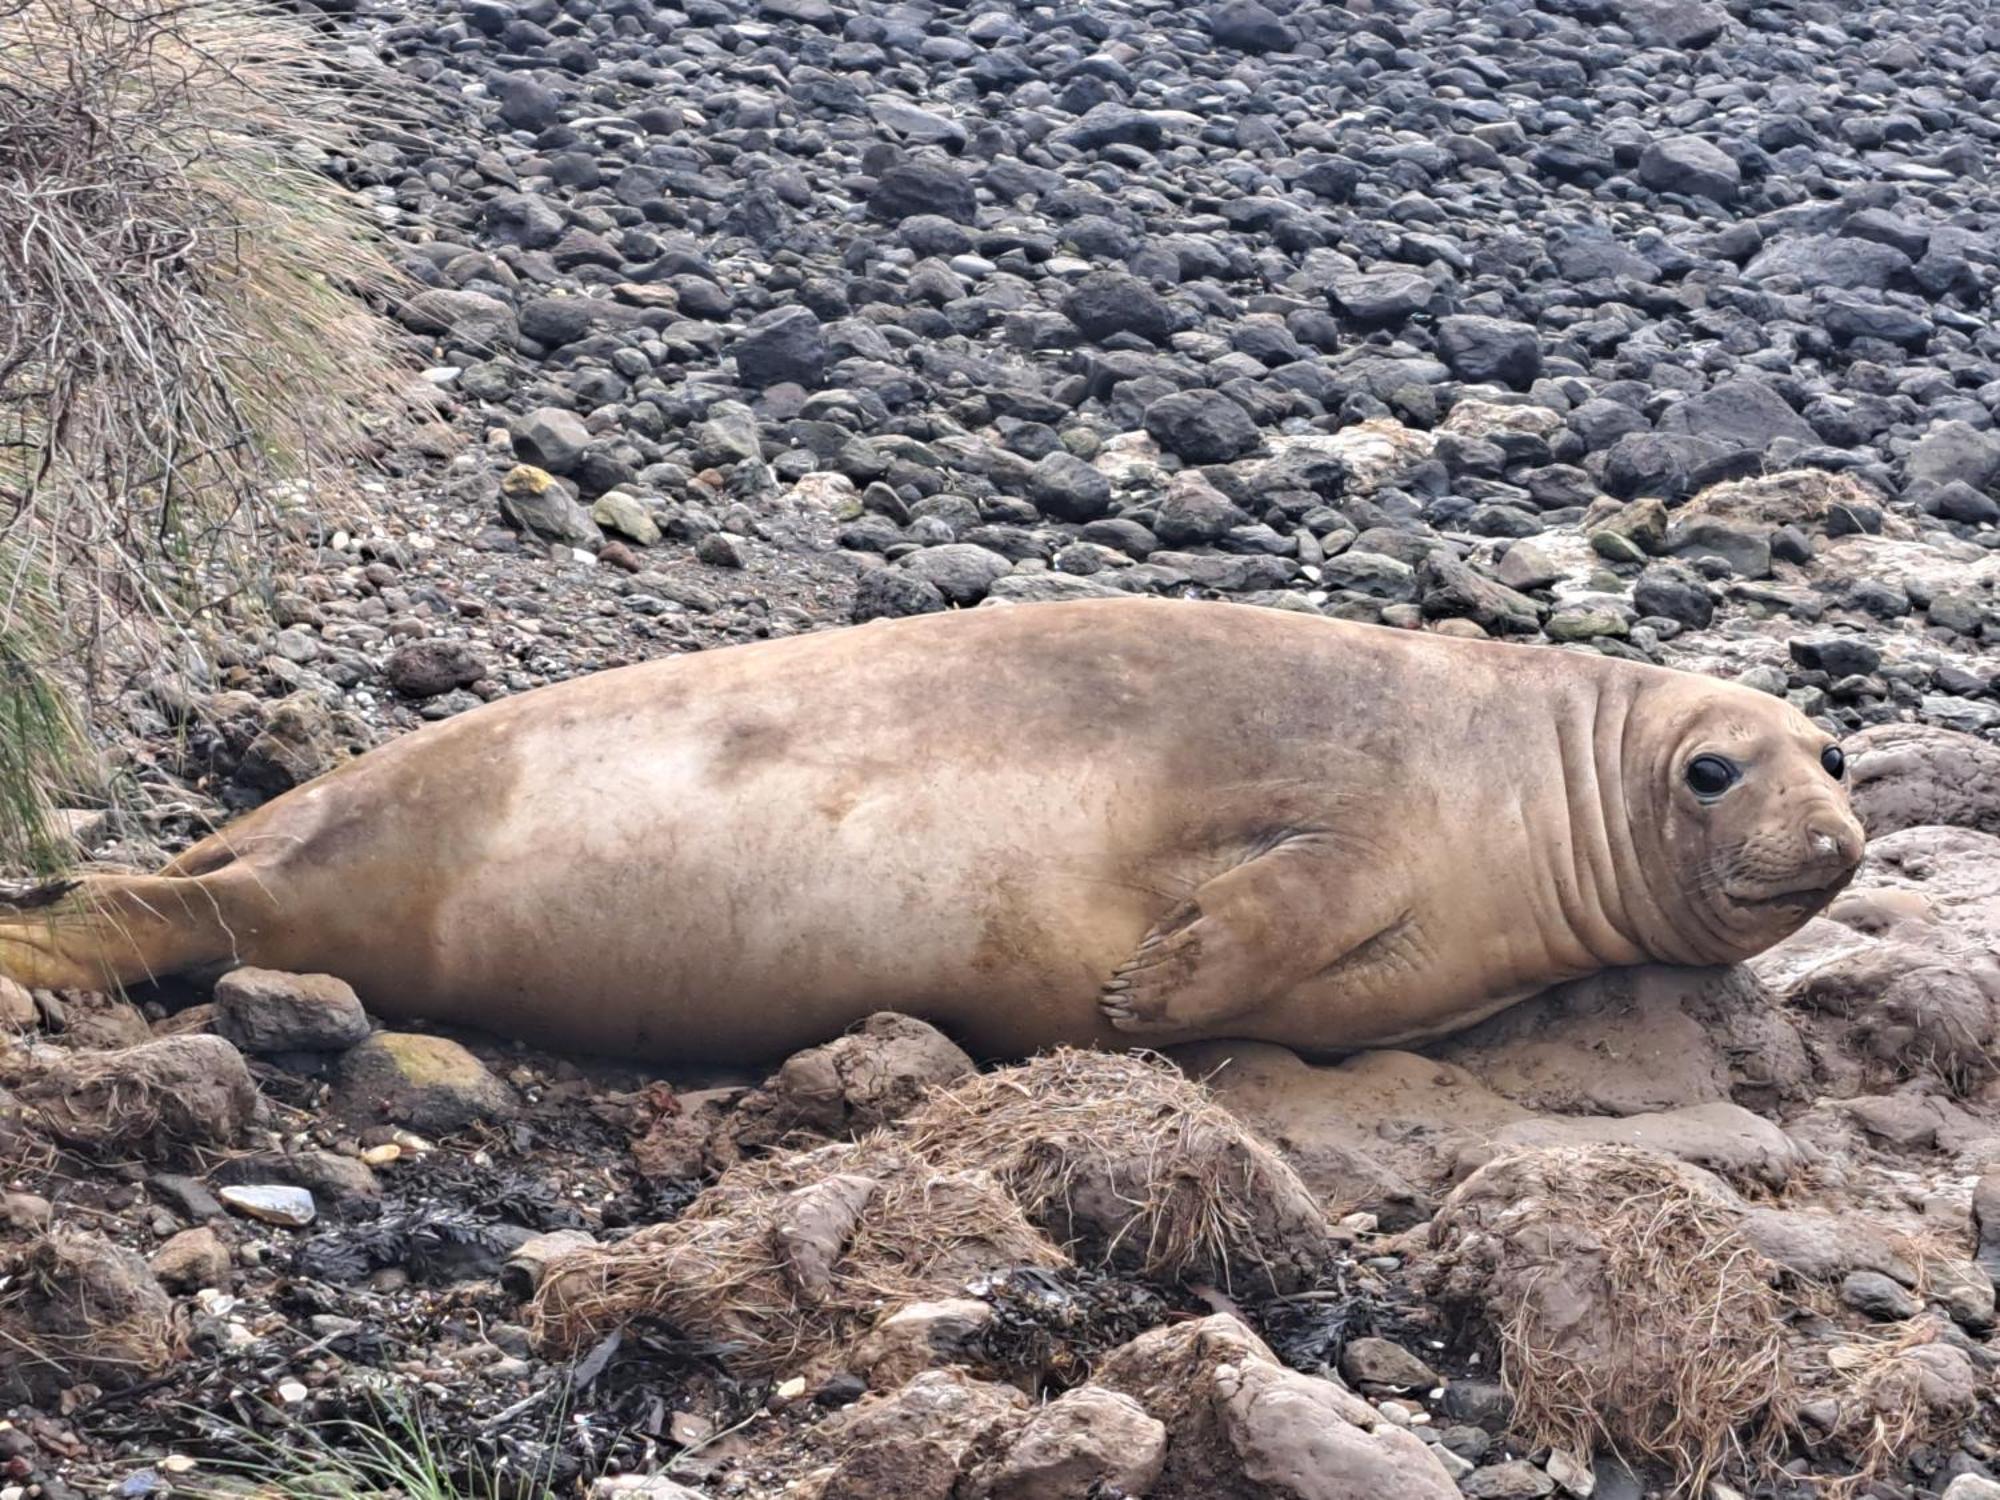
[0,873,241,990]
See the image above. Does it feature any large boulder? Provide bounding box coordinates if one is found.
[733,306,829,389]
[1062,271,1175,344]
[1656,379,1816,452]
[1144,391,1260,463]
[1208,0,1298,51]
[509,407,592,474]
[1846,723,2000,837]
[500,465,599,548]
[1614,0,1726,47]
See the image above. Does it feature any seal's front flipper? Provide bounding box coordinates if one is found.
[1099,832,1392,1036]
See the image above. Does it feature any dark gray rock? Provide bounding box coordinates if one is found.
[1062,271,1175,344]
[214,969,370,1053]
[386,640,485,699]
[1907,422,2000,494]
[1328,271,1434,324]
[1322,552,1418,601]
[1633,561,1714,630]
[868,159,977,225]
[1842,208,1931,261]
[1615,0,1726,47]
[1208,0,1297,52]
[898,544,1013,606]
[500,467,599,549]
[398,289,518,351]
[1637,136,1740,202]
[854,566,948,621]
[1744,235,1910,292]
[510,407,591,474]
[1842,1270,1921,1320]
[1790,636,1883,677]
[1143,391,1259,464]
[1028,452,1113,521]
[734,306,829,389]
[1152,482,1250,546]
[1418,555,1543,634]
[1439,1379,1514,1429]
[1656,379,1816,452]
[490,73,560,131]
[1668,517,1770,578]
[696,532,751,568]
[1436,317,1542,389]
[333,1033,514,1134]
[482,192,564,250]
[1338,1337,1438,1389]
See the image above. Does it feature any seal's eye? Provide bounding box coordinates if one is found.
[1821,745,1845,780]
[1686,754,1740,799]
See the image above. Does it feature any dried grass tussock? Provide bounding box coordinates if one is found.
[532,1051,1337,1375]
[532,1148,1063,1378]
[1798,1315,1980,1494]
[0,0,412,532]
[0,1033,257,1153]
[0,0,422,873]
[898,1049,1333,1292]
[1430,1146,1793,1495]
[0,1229,181,1392]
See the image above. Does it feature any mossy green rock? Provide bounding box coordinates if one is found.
[1545,605,1631,642]
[1586,497,1667,558]
[333,1032,514,1133]
[590,491,661,545]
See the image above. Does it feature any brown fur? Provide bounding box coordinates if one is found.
[0,600,1863,1062]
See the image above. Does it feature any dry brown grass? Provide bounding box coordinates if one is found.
[0,0,413,528]
[0,0,424,873]
[1430,1146,1991,1495]
[0,1229,182,1392]
[532,1147,1064,1378]
[1798,1315,1977,1495]
[0,1032,256,1153]
[1431,1146,1794,1495]
[532,1052,1336,1377]
[899,1049,1332,1294]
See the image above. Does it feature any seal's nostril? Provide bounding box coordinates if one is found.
[1807,818,1865,867]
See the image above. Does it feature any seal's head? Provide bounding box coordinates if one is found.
[1630,676,1865,963]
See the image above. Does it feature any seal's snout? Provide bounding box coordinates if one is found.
[1805,811,1865,872]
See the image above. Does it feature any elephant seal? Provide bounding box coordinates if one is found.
[0,598,1863,1061]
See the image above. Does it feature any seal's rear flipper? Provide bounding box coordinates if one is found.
[0,874,242,991]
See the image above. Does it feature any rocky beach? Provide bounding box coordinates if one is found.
[8,0,2000,1494]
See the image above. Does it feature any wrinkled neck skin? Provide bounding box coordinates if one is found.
[1542,674,1743,970]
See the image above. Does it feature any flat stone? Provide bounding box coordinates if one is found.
[1841,1270,1920,1320]
[1339,1336,1438,1390]
[220,1184,317,1228]
[1461,1460,1556,1499]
